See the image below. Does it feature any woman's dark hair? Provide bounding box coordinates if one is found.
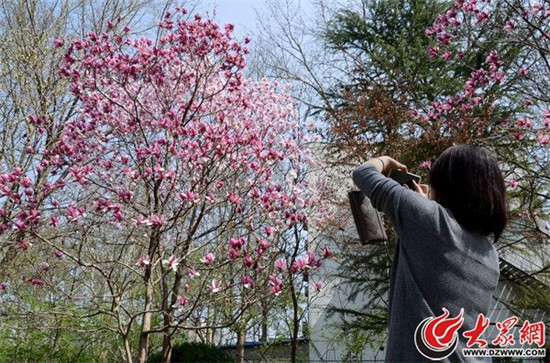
[429,145,508,241]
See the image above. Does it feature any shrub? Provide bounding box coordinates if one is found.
[148,342,233,363]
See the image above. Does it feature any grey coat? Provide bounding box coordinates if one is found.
[353,164,499,362]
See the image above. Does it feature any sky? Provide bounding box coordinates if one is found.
[200,0,316,39]
[202,0,268,38]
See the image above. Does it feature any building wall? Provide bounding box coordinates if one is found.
[308,230,387,362]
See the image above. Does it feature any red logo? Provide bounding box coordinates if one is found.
[415,308,464,360]
[464,313,490,348]
[492,316,518,347]
[519,320,546,348]
[416,310,547,359]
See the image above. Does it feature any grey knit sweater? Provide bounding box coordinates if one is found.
[352,164,500,362]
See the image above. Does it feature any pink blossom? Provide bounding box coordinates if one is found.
[519,66,529,76]
[25,188,34,197]
[428,46,440,59]
[243,256,254,267]
[323,246,333,259]
[227,192,242,205]
[172,295,188,308]
[538,132,550,145]
[54,250,63,259]
[503,20,516,32]
[436,32,451,45]
[17,240,31,250]
[269,274,282,296]
[314,282,323,292]
[229,248,240,260]
[66,204,86,222]
[519,210,530,219]
[49,215,60,227]
[230,237,245,249]
[113,210,124,221]
[264,225,274,236]
[224,23,235,34]
[0,282,6,291]
[492,72,504,83]
[275,258,287,272]
[13,221,27,232]
[162,255,179,272]
[138,253,150,267]
[307,252,322,268]
[517,117,533,128]
[40,262,50,271]
[148,214,165,227]
[117,189,133,202]
[258,239,269,250]
[209,279,221,293]
[29,277,45,286]
[531,2,543,14]
[200,252,215,265]
[514,131,525,141]
[20,177,32,188]
[476,10,490,24]
[420,160,432,170]
[543,111,550,129]
[241,275,254,289]
[188,267,200,278]
[179,190,200,203]
[291,258,308,273]
[53,38,64,48]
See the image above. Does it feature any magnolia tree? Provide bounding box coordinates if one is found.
[424,0,549,256]
[0,8,329,363]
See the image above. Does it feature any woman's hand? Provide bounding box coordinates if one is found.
[368,156,408,176]
[411,180,430,198]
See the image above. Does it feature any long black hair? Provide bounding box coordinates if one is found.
[429,145,509,242]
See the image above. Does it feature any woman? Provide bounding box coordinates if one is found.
[352,145,508,362]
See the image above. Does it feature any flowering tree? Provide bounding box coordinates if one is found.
[0,1,171,360]
[424,0,549,237]
[0,7,328,363]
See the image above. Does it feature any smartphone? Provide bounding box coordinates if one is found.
[389,170,421,189]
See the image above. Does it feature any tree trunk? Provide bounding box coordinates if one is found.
[123,335,134,363]
[160,259,183,362]
[138,232,160,363]
[289,276,300,363]
[260,297,268,342]
[137,272,153,363]
[160,326,173,363]
[289,224,303,363]
[236,329,246,363]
